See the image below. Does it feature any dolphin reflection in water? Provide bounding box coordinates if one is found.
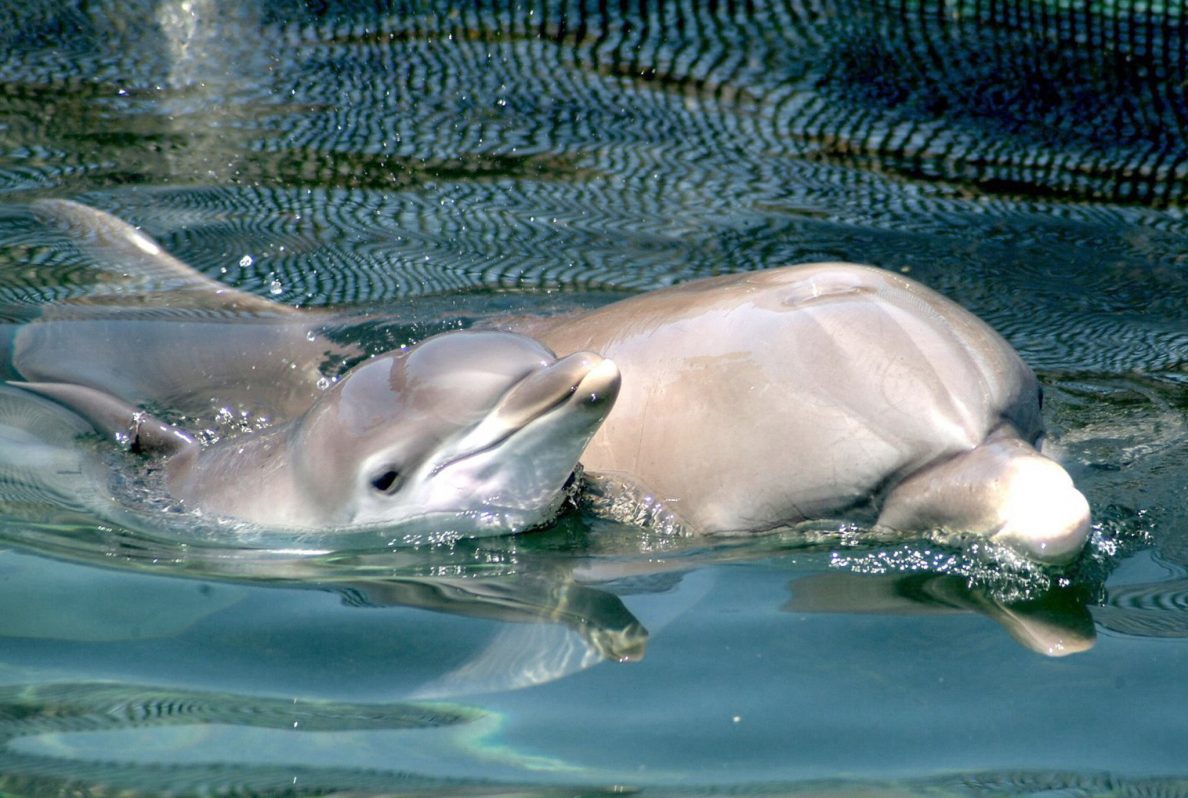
[9,200,1089,565]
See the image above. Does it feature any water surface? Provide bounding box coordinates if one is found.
[0,2,1185,795]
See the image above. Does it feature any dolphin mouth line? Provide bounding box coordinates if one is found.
[429,380,581,476]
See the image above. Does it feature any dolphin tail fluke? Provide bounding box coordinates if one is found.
[32,199,290,315]
[9,381,197,457]
[876,425,1091,566]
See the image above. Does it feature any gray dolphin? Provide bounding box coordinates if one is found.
[513,264,1091,565]
[17,332,619,532]
[13,201,620,534]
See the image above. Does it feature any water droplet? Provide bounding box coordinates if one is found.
[316,376,331,390]
[239,255,253,268]
[269,280,283,295]
[305,330,317,342]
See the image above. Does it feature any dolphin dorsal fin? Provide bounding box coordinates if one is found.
[10,381,197,457]
[32,199,294,316]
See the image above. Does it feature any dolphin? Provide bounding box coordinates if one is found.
[512,264,1091,565]
[15,332,619,533]
[11,201,620,534]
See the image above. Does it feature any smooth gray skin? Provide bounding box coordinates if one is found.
[14,201,621,533]
[515,263,1091,565]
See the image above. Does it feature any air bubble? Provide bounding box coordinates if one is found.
[239,255,253,268]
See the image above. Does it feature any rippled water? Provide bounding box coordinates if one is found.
[0,1,1185,795]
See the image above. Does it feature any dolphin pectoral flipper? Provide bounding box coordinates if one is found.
[32,199,288,315]
[876,427,1091,566]
[9,381,197,456]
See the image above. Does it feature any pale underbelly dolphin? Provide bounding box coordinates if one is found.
[513,264,1091,565]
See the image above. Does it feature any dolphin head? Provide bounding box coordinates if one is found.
[292,330,619,534]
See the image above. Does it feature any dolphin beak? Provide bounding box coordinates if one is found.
[489,351,620,428]
[437,352,620,470]
[572,355,621,409]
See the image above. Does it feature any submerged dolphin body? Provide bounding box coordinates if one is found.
[516,265,1091,565]
[13,200,620,533]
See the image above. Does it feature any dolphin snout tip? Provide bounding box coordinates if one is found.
[992,478,1092,567]
[577,355,621,407]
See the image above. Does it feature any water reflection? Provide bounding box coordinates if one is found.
[0,533,654,694]
[1094,579,1188,640]
[0,526,1169,794]
[787,571,1097,657]
[0,682,563,797]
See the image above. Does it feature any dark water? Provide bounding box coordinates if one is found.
[0,1,1185,795]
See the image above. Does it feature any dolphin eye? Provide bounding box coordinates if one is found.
[370,469,401,493]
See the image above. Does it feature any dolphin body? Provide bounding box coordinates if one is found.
[513,264,1091,565]
[11,200,620,535]
[13,201,1089,563]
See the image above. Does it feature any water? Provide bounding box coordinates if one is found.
[0,1,1185,795]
